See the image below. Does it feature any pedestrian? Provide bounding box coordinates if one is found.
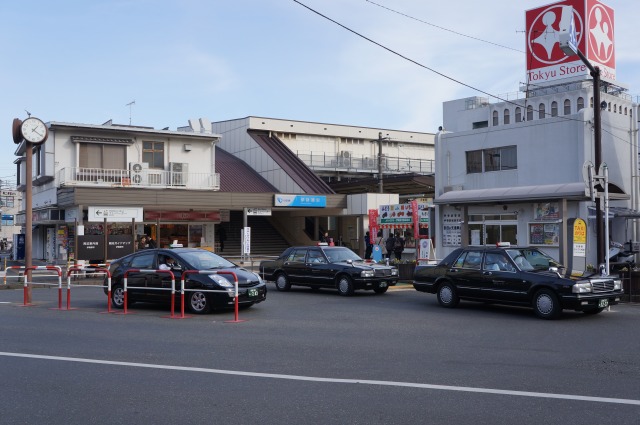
[320,232,329,243]
[218,226,226,252]
[364,231,373,259]
[393,232,405,260]
[137,236,148,250]
[147,236,157,249]
[376,231,387,259]
[385,233,395,260]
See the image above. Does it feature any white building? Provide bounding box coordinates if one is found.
[432,0,639,270]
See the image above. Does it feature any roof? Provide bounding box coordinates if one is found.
[328,173,435,196]
[435,182,629,205]
[248,131,335,194]
[215,147,278,193]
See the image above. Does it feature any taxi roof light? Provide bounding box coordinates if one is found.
[496,242,511,247]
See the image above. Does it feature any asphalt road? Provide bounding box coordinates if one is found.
[1,283,639,425]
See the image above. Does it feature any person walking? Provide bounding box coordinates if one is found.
[385,233,395,260]
[393,232,405,260]
[364,231,373,259]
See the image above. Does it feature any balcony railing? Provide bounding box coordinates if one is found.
[296,152,434,174]
[57,167,220,191]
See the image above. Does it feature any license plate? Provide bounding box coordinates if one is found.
[248,288,259,297]
[598,298,609,308]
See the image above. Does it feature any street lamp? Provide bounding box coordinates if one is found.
[558,7,606,268]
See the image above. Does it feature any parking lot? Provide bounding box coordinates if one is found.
[1,281,639,424]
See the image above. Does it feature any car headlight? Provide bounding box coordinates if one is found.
[253,272,264,285]
[209,274,233,287]
[572,281,592,293]
[390,268,398,276]
[613,279,622,290]
[360,270,375,278]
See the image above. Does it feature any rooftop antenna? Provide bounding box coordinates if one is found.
[125,100,135,125]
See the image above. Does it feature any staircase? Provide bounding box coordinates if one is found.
[221,211,290,257]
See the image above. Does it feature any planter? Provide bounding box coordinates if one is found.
[397,263,415,281]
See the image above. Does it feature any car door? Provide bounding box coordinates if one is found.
[153,253,180,300]
[305,248,331,287]
[282,248,309,284]
[482,252,529,302]
[128,252,156,298]
[448,250,484,298]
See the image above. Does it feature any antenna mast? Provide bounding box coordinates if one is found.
[125,100,135,125]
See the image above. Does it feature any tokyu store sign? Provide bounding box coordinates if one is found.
[526,0,616,86]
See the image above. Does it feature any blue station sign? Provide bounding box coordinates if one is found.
[274,194,327,208]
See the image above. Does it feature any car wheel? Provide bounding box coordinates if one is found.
[533,289,561,319]
[111,285,128,309]
[436,281,459,308]
[275,273,291,291]
[337,275,354,296]
[583,307,605,315]
[187,290,211,314]
[373,283,388,294]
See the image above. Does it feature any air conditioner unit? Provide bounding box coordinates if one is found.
[170,162,188,185]
[364,157,376,169]
[339,151,352,167]
[129,162,149,185]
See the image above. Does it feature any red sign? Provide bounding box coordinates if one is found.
[411,200,420,240]
[526,0,615,85]
[368,209,379,244]
[144,211,221,221]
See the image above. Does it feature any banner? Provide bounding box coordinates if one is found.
[368,209,379,244]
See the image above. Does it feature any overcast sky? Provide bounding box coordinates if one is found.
[1,0,638,186]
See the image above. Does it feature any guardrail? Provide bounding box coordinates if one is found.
[2,266,63,307]
[66,267,112,312]
[179,270,243,323]
[122,269,176,317]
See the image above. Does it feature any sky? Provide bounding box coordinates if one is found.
[1,0,638,187]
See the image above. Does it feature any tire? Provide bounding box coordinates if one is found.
[275,273,291,291]
[583,307,605,315]
[436,281,459,308]
[373,283,388,294]
[111,285,128,309]
[337,275,354,296]
[187,290,211,314]
[533,289,561,319]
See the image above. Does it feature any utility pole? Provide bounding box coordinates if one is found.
[377,132,383,193]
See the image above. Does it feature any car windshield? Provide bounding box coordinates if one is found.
[505,248,560,271]
[179,250,236,270]
[323,247,362,263]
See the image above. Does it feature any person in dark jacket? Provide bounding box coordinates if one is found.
[393,232,405,260]
[364,231,373,259]
[385,234,395,260]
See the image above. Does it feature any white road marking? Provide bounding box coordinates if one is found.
[1,351,638,406]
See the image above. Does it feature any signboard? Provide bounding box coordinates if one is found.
[243,227,251,255]
[77,235,104,260]
[274,194,326,208]
[107,235,134,259]
[144,210,220,222]
[526,0,615,86]
[246,208,272,216]
[89,206,143,223]
[368,209,379,244]
[378,202,430,228]
[572,217,587,256]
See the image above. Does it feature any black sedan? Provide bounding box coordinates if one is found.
[104,248,267,313]
[413,245,623,319]
[260,246,398,295]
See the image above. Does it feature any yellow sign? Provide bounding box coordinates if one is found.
[573,218,587,244]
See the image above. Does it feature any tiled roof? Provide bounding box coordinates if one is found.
[70,136,133,144]
[249,131,335,194]
[215,147,278,193]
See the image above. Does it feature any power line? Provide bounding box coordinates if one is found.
[364,0,524,53]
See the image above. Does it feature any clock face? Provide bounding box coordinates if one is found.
[21,117,47,144]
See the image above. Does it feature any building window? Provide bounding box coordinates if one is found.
[590,97,594,108]
[577,97,584,111]
[515,107,522,123]
[614,104,617,113]
[526,105,534,121]
[503,109,510,125]
[466,146,517,174]
[142,141,165,169]
[468,214,518,246]
[79,143,126,169]
[563,99,571,115]
[625,107,628,115]
[1,215,14,226]
[551,101,558,117]
[466,150,483,173]
[492,111,498,126]
[538,103,546,119]
[0,195,14,208]
[472,121,489,129]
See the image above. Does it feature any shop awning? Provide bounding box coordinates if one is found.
[435,181,629,205]
[588,206,640,219]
